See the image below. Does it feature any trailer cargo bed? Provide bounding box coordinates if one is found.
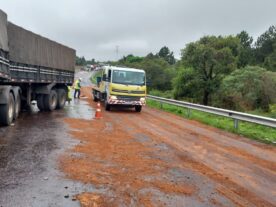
[0,9,75,84]
[0,9,76,126]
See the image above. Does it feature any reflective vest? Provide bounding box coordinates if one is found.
[67,86,72,100]
[74,80,81,90]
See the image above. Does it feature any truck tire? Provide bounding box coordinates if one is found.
[44,90,58,111]
[37,94,45,111]
[14,93,21,119]
[93,95,99,102]
[0,93,15,126]
[135,105,142,112]
[56,89,66,109]
[105,100,111,111]
[93,89,98,102]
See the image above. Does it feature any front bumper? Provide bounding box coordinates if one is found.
[108,96,146,106]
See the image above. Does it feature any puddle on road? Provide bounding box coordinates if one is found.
[64,99,94,120]
[134,133,152,143]
[0,92,99,207]
[139,188,206,207]
[154,142,170,151]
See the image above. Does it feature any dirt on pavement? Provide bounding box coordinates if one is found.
[60,87,276,207]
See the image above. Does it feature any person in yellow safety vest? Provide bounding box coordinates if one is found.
[74,78,82,99]
[67,86,72,103]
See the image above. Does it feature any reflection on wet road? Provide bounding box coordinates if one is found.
[0,72,94,207]
[1,71,275,207]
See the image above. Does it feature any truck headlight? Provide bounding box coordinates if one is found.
[140,97,146,103]
[110,95,117,100]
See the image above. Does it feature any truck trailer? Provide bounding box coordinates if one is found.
[91,66,146,112]
[0,9,75,126]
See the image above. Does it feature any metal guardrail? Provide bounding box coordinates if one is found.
[147,95,276,129]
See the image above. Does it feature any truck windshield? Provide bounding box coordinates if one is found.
[112,70,145,85]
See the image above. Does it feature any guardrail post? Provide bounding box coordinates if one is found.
[187,108,191,118]
[234,119,239,130]
[160,102,163,109]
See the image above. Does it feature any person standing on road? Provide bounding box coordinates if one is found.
[67,85,73,103]
[74,78,82,99]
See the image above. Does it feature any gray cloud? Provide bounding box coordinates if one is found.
[1,0,276,61]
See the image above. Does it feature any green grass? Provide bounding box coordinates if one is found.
[146,99,276,145]
[149,89,174,99]
[248,108,276,119]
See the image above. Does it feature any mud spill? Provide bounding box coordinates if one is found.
[59,87,276,207]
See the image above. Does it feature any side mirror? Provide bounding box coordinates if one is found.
[102,74,110,82]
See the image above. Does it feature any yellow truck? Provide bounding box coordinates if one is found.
[91,66,146,112]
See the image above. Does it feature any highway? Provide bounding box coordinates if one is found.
[0,71,275,207]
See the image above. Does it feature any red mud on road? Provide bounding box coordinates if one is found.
[60,87,276,207]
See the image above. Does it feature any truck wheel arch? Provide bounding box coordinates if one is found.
[0,86,12,104]
[0,86,21,104]
[34,83,68,95]
[34,83,56,95]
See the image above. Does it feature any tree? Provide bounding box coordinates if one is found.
[146,52,157,59]
[119,54,144,64]
[76,56,86,66]
[87,58,96,65]
[173,67,201,100]
[158,46,176,65]
[220,66,276,111]
[263,42,276,71]
[255,25,276,67]
[179,36,239,105]
[140,58,173,90]
[237,31,254,67]
[237,31,253,48]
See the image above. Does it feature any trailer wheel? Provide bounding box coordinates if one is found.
[56,89,66,109]
[135,105,142,112]
[44,90,58,111]
[105,100,111,111]
[14,93,21,119]
[0,93,15,126]
[37,94,45,111]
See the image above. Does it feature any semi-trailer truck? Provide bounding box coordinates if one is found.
[0,9,76,126]
[91,66,146,112]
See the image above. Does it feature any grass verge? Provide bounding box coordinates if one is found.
[146,99,276,145]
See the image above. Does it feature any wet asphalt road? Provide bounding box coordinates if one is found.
[1,71,276,206]
[0,71,93,207]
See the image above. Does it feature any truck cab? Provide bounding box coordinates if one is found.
[92,66,146,112]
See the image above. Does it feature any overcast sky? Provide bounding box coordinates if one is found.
[1,0,276,61]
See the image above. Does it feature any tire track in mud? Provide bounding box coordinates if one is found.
[132,110,276,179]
[61,87,276,207]
[142,108,276,158]
[108,106,276,206]
[139,108,276,176]
[61,118,198,206]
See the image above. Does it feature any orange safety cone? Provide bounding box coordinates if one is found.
[95,102,103,119]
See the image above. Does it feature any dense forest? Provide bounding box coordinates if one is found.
[79,25,276,114]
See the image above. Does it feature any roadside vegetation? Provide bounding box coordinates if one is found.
[80,25,276,143]
[147,99,276,144]
[108,26,276,114]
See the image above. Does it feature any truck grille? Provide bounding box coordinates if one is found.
[117,96,141,101]
[112,88,145,94]
[131,90,146,94]
[112,88,128,93]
